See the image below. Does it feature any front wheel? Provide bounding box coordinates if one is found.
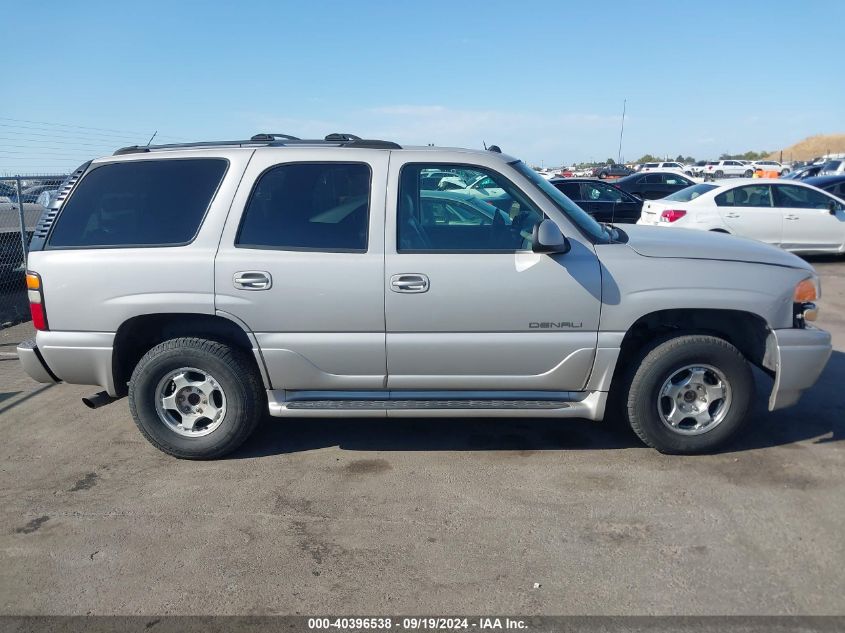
[744,169,753,177]
[715,170,724,178]
[598,172,608,179]
[128,337,263,459]
[623,335,753,454]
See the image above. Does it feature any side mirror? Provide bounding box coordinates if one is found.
[532,219,571,254]
[829,200,840,215]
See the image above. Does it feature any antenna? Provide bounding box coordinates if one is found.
[483,141,488,150]
[146,131,158,146]
[617,99,626,164]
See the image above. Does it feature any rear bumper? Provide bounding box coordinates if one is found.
[16,338,59,384]
[767,326,832,411]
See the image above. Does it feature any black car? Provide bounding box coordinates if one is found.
[550,178,642,223]
[782,164,823,180]
[590,163,634,179]
[613,171,696,200]
[803,175,845,199]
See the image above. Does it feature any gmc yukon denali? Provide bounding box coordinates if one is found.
[17,133,832,458]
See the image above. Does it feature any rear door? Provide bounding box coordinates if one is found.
[215,150,389,390]
[715,184,782,245]
[384,157,602,391]
[773,183,845,251]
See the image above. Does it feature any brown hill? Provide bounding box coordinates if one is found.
[767,134,845,161]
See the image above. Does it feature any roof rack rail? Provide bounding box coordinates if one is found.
[325,133,361,141]
[250,133,301,141]
[114,133,401,155]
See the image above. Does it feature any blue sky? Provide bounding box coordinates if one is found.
[2,0,843,172]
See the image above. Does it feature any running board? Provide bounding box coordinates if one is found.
[287,399,570,410]
[266,390,607,420]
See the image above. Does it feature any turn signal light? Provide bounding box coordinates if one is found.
[25,273,40,290]
[660,209,687,223]
[794,278,818,302]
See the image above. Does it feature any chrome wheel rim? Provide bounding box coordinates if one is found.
[657,364,731,435]
[154,367,227,437]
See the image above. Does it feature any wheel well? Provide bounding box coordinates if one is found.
[611,309,770,387]
[112,314,259,396]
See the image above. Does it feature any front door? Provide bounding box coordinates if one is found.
[215,150,389,390]
[384,158,602,391]
[773,184,845,252]
[580,181,641,223]
[715,184,782,246]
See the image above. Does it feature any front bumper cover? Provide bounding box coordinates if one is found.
[766,326,832,411]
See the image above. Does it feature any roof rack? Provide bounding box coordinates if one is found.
[114,133,401,155]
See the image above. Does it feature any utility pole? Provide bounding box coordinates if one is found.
[617,99,626,164]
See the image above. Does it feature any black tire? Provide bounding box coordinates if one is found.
[128,337,263,459]
[598,172,608,179]
[623,334,753,454]
[715,170,724,178]
[744,169,753,177]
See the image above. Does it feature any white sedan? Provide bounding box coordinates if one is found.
[637,179,845,254]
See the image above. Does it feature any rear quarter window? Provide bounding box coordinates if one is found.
[48,158,228,248]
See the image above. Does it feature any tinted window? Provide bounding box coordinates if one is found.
[553,181,582,200]
[583,182,624,202]
[49,159,227,247]
[773,184,834,209]
[644,174,663,184]
[398,164,543,252]
[715,185,773,207]
[238,163,370,251]
[663,174,692,186]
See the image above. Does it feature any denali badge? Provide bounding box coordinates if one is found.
[529,321,583,329]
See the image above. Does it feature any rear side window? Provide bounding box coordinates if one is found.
[237,162,370,252]
[49,159,227,247]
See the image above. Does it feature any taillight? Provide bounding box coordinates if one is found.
[660,209,687,223]
[26,271,49,331]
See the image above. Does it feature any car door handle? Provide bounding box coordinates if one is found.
[233,271,272,290]
[725,213,740,218]
[785,215,800,220]
[390,273,429,293]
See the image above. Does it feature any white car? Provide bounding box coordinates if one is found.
[641,161,693,176]
[751,160,790,176]
[636,179,845,254]
[703,160,755,179]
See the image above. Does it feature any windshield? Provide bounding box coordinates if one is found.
[512,161,609,242]
[664,183,718,202]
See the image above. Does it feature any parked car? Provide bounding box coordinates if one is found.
[703,160,755,179]
[689,161,708,177]
[641,161,692,176]
[783,164,823,180]
[613,171,696,200]
[590,164,634,179]
[751,160,790,176]
[637,179,845,254]
[803,175,845,199]
[17,135,831,459]
[819,159,845,176]
[550,178,642,223]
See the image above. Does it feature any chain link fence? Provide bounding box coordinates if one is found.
[1,174,68,328]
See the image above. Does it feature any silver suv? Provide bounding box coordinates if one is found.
[17,133,832,459]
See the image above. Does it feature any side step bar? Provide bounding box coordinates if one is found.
[267,390,607,420]
[287,399,571,410]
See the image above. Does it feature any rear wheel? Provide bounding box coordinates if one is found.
[715,170,724,178]
[744,169,753,177]
[623,335,753,454]
[128,337,263,459]
[599,172,608,179]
